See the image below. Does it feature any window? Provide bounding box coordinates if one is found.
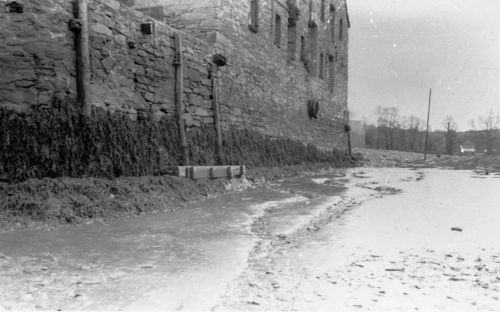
[308,23,318,75]
[320,0,325,22]
[330,7,336,43]
[274,14,281,47]
[319,52,324,79]
[308,0,313,21]
[328,54,335,92]
[249,0,259,33]
[287,22,297,62]
[300,35,306,63]
[339,18,343,40]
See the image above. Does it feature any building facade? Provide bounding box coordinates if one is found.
[122,0,351,149]
[0,0,351,180]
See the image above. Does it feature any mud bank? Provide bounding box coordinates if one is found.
[0,163,353,233]
[0,175,227,233]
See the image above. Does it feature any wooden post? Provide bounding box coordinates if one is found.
[424,88,432,160]
[174,33,188,165]
[75,0,91,117]
[212,67,224,165]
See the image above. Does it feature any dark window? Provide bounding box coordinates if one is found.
[300,35,306,63]
[320,0,325,22]
[287,23,297,62]
[308,23,318,75]
[274,14,281,47]
[328,54,335,92]
[249,0,259,33]
[330,7,336,43]
[319,53,324,79]
[308,0,313,21]
[339,18,343,40]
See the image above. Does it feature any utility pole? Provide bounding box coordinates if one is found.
[424,88,432,160]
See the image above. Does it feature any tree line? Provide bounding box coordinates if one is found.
[362,106,500,155]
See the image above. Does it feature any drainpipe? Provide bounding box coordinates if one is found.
[72,0,91,117]
[211,54,227,165]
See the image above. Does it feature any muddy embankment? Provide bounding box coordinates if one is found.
[0,163,354,233]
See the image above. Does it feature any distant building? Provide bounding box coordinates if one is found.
[460,141,475,155]
[350,120,365,148]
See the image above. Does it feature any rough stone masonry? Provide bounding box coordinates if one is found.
[0,0,350,176]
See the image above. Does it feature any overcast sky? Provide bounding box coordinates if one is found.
[347,0,500,131]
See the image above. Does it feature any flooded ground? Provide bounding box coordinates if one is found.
[1,168,499,311]
[218,169,500,311]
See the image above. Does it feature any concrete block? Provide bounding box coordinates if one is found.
[159,166,246,179]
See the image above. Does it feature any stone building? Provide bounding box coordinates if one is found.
[120,0,351,149]
[0,0,351,180]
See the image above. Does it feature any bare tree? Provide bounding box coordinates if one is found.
[407,115,423,152]
[375,106,400,149]
[408,115,424,152]
[472,110,500,155]
[398,117,409,151]
[375,106,385,149]
[385,107,400,149]
[442,115,457,155]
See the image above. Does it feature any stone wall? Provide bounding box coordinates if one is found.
[0,0,216,128]
[127,0,351,150]
[0,0,350,157]
[0,0,76,112]
[87,0,215,128]
[126,0,222,41]
[214,0,350,149]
